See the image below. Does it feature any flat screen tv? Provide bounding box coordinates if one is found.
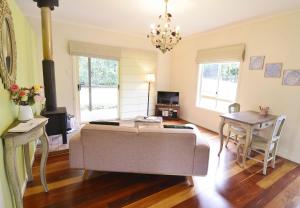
[157,91,179,105]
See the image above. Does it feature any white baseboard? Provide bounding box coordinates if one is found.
[277,151,300,164]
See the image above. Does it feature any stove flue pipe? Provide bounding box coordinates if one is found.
[41,7,53,60]
[34,0,59,111]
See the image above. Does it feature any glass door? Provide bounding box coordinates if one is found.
[78,56,119,122]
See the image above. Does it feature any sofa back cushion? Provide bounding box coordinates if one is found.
[81,124,140,172]
[137,127,196,175]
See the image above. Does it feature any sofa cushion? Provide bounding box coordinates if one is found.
[137,127,197,175]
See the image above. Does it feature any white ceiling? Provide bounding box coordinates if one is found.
[16,0,300,36]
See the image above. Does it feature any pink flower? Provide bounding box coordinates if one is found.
[10,84,19,93]
[34,95,46,104]
[34,95,41,102]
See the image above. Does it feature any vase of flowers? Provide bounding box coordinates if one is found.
[10,84,44,121]
[18,105,34,121]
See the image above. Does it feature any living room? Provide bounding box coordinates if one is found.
[0,0,300,207]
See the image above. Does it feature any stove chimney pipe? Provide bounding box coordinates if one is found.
[34,0,59,111]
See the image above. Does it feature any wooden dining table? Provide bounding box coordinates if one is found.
[218,111,278,167]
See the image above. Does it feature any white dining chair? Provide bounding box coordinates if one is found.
[237,115,286,175]
[225,103,246,147]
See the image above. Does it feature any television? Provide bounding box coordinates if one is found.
[157,91,179,105]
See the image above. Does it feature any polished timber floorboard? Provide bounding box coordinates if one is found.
[24,124,300,208]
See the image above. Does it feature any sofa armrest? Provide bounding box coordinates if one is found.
[193,140,210,175]
[188,124,210,176]
[69,132,84,169]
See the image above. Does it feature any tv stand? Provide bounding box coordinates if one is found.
[155,104,180,120]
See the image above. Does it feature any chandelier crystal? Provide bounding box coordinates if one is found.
[147,0,182,53]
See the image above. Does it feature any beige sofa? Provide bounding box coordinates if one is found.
[69,124,210,179]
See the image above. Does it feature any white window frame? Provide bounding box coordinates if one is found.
[196,62,240,113]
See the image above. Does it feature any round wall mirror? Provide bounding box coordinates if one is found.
[2,18,13,73]
[0,0,17,89]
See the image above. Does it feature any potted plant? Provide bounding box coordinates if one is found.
[10,84,45,121]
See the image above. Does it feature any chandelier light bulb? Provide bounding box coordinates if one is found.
[150,24,155,29]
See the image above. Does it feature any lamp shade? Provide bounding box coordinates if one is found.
[145,74,155,82]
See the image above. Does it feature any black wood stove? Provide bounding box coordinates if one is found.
[34,0,68,144]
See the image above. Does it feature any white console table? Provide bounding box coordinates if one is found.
[2,117,49,208]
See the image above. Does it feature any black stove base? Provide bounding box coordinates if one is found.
[41,107,68,144]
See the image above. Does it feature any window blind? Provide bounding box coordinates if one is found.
[69,40,122,60]
[196,44,245,63]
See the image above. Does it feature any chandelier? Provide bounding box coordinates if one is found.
[147,0,182,53]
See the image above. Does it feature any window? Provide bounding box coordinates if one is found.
[78,56,119,122]
[196,62,240,112]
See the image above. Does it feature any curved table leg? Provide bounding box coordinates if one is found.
[218,117,226,156]
[24,143,33,182]
[39,127,49,192]
[242,126,253,168]
[4,140,23,208]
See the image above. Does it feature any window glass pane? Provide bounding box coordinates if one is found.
[91,58,119,87]
[90,58,118,111]
[199,97,216,110]
[91,87,118,111]
[79,57,89,111]
[200,64,219,97]
[197,62,240,113]
[79,56,89,87]
[218,62,239,101]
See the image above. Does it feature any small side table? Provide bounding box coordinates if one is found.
[2,118,49,208]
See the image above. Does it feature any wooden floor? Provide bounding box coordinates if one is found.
[24,124,300,208]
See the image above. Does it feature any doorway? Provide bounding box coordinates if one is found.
[77,56,119,123]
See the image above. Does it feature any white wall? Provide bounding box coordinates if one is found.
[170,10,300,163]
[157,53,171,91]
[28,17,171,118]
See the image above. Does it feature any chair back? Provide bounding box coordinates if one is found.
[271,115,286,141]
[228,103,240,113]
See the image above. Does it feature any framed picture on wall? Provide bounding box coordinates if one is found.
[282,70,300,86]
[249,56,265,70]
[264,63,283,78]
